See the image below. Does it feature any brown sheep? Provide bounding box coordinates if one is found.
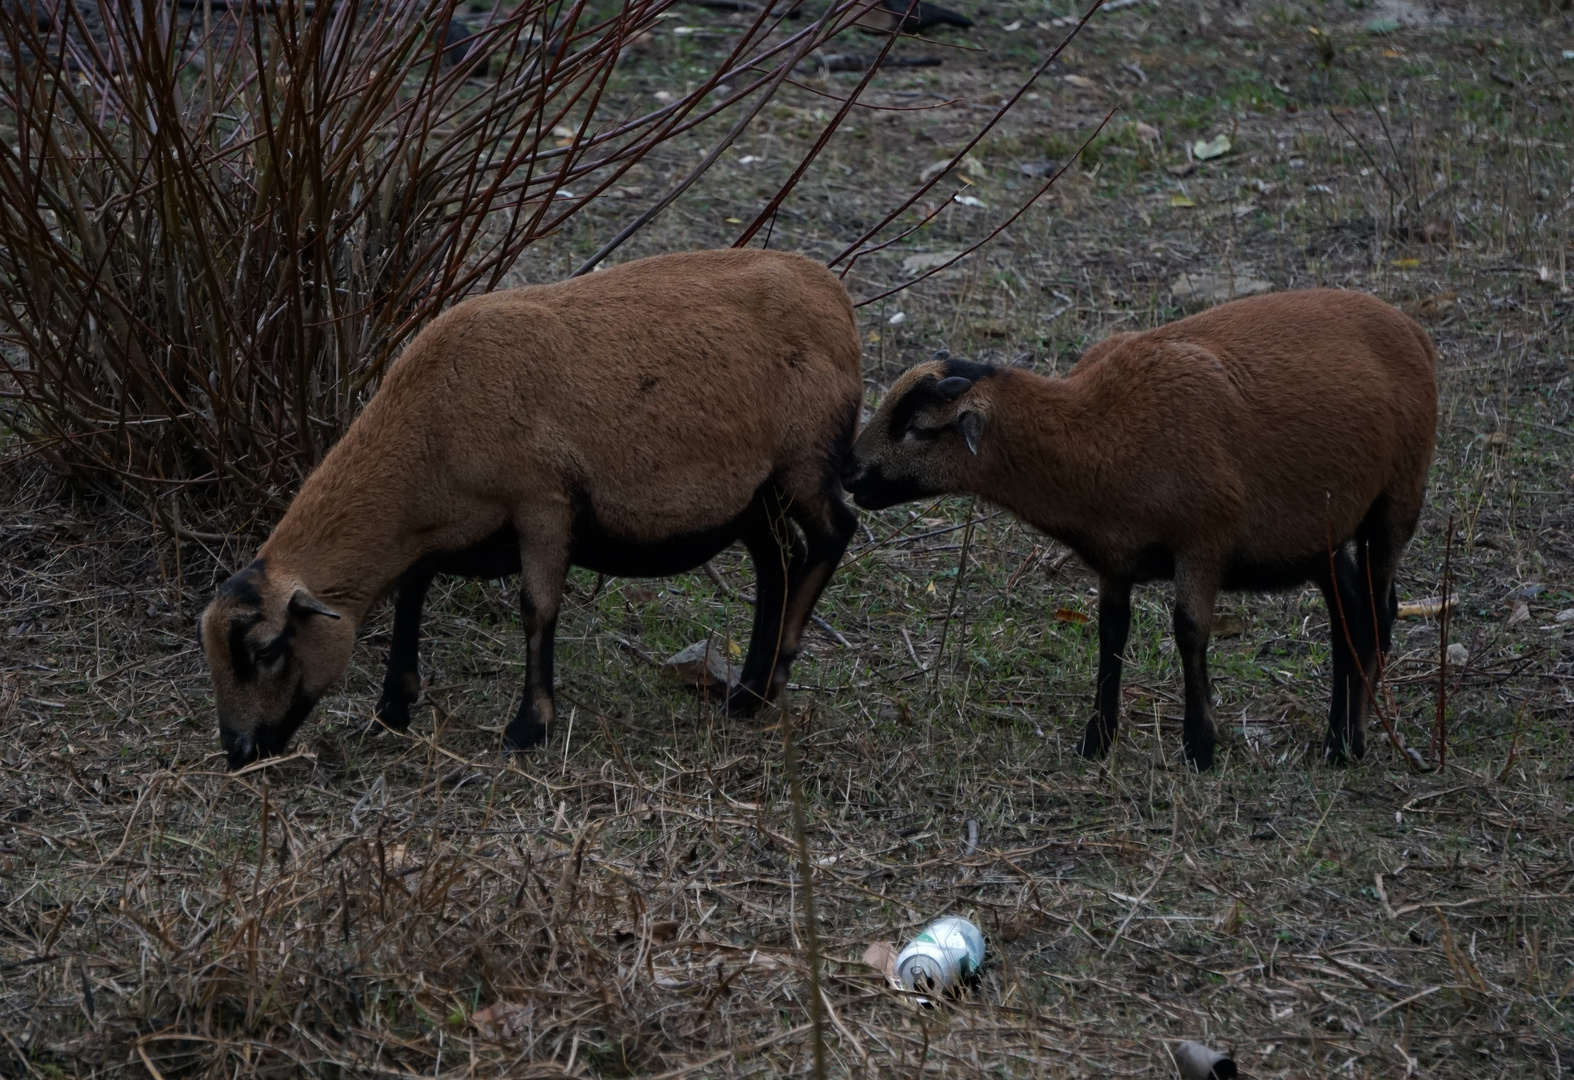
[201,249,862,770]
[842,289,1436,769]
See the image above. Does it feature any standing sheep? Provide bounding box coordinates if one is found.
[202,249,861,770]
[842,290,1436,769]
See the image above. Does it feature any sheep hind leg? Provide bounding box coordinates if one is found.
[374,568,435,734]
[1332,501,1407,764]
[726,497,800,717]
[1075,576,1132,760]
[1321,547,1380,766]
[1172,563,1222,771]
[503,527,569,752]
[769,494,857,695]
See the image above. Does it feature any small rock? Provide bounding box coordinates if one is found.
[1554,608,1574,624]
[662,640,737,691]
[1445,642,1468,667]
[1171,271,1273,303]
[902,251,963,275]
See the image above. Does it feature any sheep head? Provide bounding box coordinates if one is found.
[842,354,995,510]
[200,558,354,770]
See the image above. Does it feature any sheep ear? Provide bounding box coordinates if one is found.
[957,410,985,455]
[936,376,973,400]
[288,590,341,621]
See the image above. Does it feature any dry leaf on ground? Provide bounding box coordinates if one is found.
[862,942,900,988]
[473,1000,535,1039]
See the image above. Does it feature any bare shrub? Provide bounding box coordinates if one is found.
[0,0,858,520]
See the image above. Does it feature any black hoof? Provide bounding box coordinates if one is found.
[502,715,547,753]
[722,683,767,718]
[372,696,414,733]
[1322,735,1352,768]
[1075,721,1112,760]
[1183,738,1217,771]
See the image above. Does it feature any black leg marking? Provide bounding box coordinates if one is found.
[1323,547,1379,766]
[728,495,801,717]
[1077,577,1132,760]
[766,492,857,696]
[504,606,558,752]
[375,570,435,733]
[1173,603,1218,771]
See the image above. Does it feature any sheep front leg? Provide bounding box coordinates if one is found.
[503,521,569,752]
[1172,563,1221,771]
[375,568,435,733]
[1076,577,1132,760]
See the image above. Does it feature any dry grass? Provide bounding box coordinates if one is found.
[4,0,1574,1077]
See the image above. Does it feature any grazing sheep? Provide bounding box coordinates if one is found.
[202,249,861,770]
[842,289,1436,769]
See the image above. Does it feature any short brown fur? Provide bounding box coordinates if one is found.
[202,249,862,769]
[844,289,1437,769]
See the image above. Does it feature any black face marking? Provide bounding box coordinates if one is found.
[845,464,939,511]
[227,612,264,682]
[216,558,267,607]
[224,685,319,770]
[940,357,996,383]
[887,361,997,439]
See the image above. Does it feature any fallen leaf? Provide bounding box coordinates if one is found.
[725,216,742,224]
[646,919,681,943]
[1397,594,1458,619]
[1134,120,1161,145]
[551,124,576,139]
[1393,257,1421,269]
[1555,608,1574,624]
[1166,161,1197,177]
[918,154,986,185]
[952,193,986,208]
[1054,607,1091,625]
[472,1000,534,1039]
[862,942,901,988]
[1446,642,1468,666]
[1063,74,1097,90]
[1192,134,1231,160]
[1403,291,1457,319]
[1169,194,1196,208]
[1002,19,1021,31]
[1507,600,1531,627]
[1366,18,1401,33]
